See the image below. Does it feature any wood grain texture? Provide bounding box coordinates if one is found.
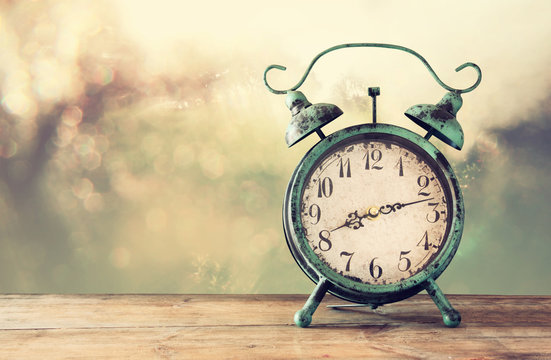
[0,294,550,359]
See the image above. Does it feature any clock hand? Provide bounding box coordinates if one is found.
[331,211,364,232]
[331,208,379,232]
[379,197,434,215]
[332,198,433,232]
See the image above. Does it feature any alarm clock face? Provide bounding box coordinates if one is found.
[298,131,454,286]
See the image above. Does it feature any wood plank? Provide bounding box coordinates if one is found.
[0,294,550,359]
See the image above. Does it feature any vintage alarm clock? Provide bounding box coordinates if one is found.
[264,43,482,327]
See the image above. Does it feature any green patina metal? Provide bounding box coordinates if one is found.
[264,43,482,95]
[405,91,465,150]
[425,277,461,327]
[294,276,329,328]
[282,124,464,314]
[265,43,481,328]
[368,87,380,123]
[285,91,343,147]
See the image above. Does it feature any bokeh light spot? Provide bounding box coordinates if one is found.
[62,106,83,126]
[91,64,115,86]
[81,151,102,171]
[1,91,36,117]
[73,134,95,155]
[72,177,94,199]
[84,193,104,212]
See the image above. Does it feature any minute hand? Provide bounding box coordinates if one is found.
[379,197,434,215]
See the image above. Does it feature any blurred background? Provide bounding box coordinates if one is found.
[0,0,550,294]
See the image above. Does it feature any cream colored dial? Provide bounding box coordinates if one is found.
[300,137,451,285]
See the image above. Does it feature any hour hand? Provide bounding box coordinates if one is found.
[379,197,434,215]
[332,208,379,232]
[332,211,364,231]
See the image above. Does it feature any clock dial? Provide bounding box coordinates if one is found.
[300,135,452,285]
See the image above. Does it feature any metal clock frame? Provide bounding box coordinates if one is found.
[265,42,482,328]
[283,123,464,327]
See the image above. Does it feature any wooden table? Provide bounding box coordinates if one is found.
[0,294,550,359]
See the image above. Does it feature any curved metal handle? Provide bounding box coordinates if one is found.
[263,43,482,95]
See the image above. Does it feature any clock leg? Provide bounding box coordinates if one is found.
[294,276,329,328]
[425,277,461,328]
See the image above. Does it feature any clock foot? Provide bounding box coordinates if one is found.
[295,276,329,328]
[425,277,461,328]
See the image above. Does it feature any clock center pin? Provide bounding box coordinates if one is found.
[367,206,380,220]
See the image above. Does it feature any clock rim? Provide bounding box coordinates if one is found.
[283,123,464,305]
